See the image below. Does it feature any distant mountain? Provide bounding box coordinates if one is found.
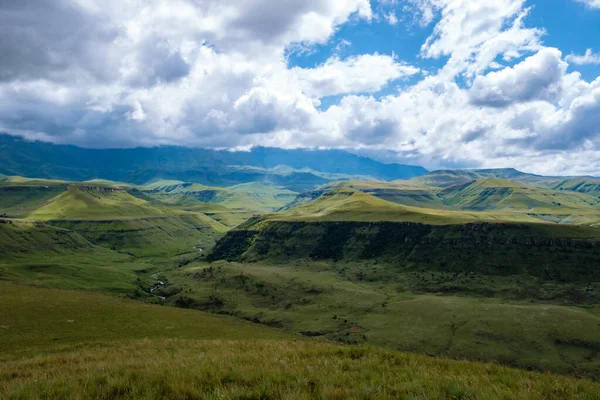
[415,168,600,198]
[413,168,541,188]
[0,134,428,190]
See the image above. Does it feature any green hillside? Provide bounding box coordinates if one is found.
[143,180,297,213]
[412,168,535,188]
[0,220,146,294]
[0,181,230,258]
[173,202,255,227]
[48,213,227,258]
[202,186,600,376]
[291,177,600,225]
[165,259,600,377]
[27,185,173,221]
[2,281,599,399]
[276,188,540,224]
[4,173,600,394]
[0,219,92,254]
[439,178,600,213]
[549,177,600,196]
[313,180,446,208]
[0,184,68,218]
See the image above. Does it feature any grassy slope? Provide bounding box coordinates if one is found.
[173,202,255,228]
[549,177,600,196]
[439,178,600,214]
[316,180,447,209]
[27,186,173,221]
[144,180,297,212]
[165,260,600,378]
[275,188,541,224]
[0,220,146,294]
[49,213,227,258]
[0,185,67,218]
[0,182,230,258]
[2,281,599,399]
[202,188,600,376]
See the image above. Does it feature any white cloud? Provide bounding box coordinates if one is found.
[292,54,420,97]
[384,11,399,25]
[420,0,543,77]
[566,49,600,65]
[469,48,568,107]
[0,0,600,175]
[575,0,600,8]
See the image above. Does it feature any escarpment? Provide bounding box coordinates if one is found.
[209,221,600,282]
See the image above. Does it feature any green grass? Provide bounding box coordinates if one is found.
[48,213,228,258]
[173,202,255,227]
[163,260,600,378]
[317,180,448,209]
[2,282,600,399]
[0,180,230,259]
[0,185,68,218]
[4,174,600,397]
[268,188,545,225]
[439,178,600,215]
[27,186,174,221]
[0,220,148,295]
[143,180,297,213]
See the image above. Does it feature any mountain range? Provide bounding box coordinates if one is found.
[0,134,427,191]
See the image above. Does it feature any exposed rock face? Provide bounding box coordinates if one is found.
[209,221,600,282]
[77,185,124,193]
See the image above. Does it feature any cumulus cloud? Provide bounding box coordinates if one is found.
[292,54,420,97]
[566,49,600,65]
[0,0,600,175]
[420,0,543,77]
[469,48,568,107]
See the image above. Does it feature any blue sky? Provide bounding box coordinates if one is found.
[0,0,600,175]
[289,0,600,86]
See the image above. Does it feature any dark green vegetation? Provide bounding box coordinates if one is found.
[2,282,600,399]
[3,153,600,397]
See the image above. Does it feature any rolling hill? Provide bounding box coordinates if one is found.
[283,180,446,210]
[4,172,600,388]
[143,180,297,212]
[281,175,600,225]
[26,185,173,221]
[0,180,229,258]
[0,219,148,294]
[438,178,600,214]
[275,188,541,224]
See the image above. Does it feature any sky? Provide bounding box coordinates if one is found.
[1,0,600,175]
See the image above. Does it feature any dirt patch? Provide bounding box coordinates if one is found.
[349,326,367,333]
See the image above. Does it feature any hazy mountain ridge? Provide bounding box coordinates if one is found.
[0,134,427,191]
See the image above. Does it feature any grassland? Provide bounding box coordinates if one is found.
[26,186,174,221]
[199,187,600,377]
[0,219,149,295]
[272,188,544,224]
[143,180,297,213]
[4,173,600,397]
[162,259,600,378]
[0,180,230,259]
[2,282,600,399]
[307,177,600,225]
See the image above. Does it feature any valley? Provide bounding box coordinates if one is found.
[2,153,600,397]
